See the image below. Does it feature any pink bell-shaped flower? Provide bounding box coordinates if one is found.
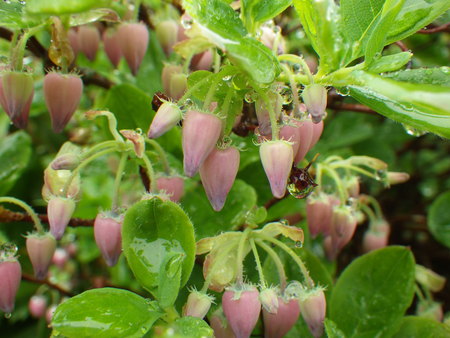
[191,50,213,71]
[117,22,149,75]
[260,140,293,198]
[299,288,326,338]
[362,220,390,253]
[279,119,301,157]
[0,258,21,313]
[155,20,179,56]
[331,205,357,253]
[294,119,313,164]
[182,290,214,319]
[306,193,334,238]
[309,119,324,150]
[47,196,76,240]
[199,146,240,211]
[263,296,300,338]
[94,212,123,267]
[77,25,100,61]
[161,64,187,100]
[222,285,261,338]
[102,28,122,68]
[26,232,57,280]
[210,308,236,338]
[148,101,182,139]
[29,295,47,318]
[157,176,184,202]
[182,110,222,177]
[43,72,83,133]
[302,84,327,123]
[0,71,34,128]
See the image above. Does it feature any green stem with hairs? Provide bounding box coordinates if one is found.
[145,139,170,174]
[203,67,237,111]
[80,140,119,161]
[142,153,157,192]
[258,89,280,140]
[364,195,383,219]
[250,238,266,288]
[236,227,252,285]
[359,203,377,224]
[112,153,128,210]
[322,165,348,204]
[255,239,287,290]
[278,54,314,83]
[87,111,124,143]
[331,163,378,180]
[0,197,44,234]
[281,63,303,117]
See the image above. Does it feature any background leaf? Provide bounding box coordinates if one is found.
[52,288,162,338]
[330,246,416,337]
[25,0,112,15]
[384,67,450,86]
[428,190,450,249]
[392,316,450,337]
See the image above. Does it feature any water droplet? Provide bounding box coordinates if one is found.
[222,75,232,82]
[279,86,293,104]
[18,0,25,4]
[335,87,350,96]
[135,128,143,135]
[244,91,258,103]
[295,241,303,248]
[184,98,193,107]
[402,124,428,137]
[4,313,11,319]
[181,16,193,29]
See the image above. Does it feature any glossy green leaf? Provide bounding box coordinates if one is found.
[365,52,412,73]
[157,252,183,309]
[292,0,349,72]
[384,67,450,87]
[346,70,450,138]
[242,0,292,32]
[154,317,214,337]
[0,131,31,195]
[0,0,27,29]
[330,246,415,337]
[324,319,346,338]
[428,190,450,249]
[122,198,196,294]
[392,316,450,337]
[25,0,112,15]
[182,179,258,239]
[52,288,162,338]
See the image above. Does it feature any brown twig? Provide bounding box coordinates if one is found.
[418,23,450,34]
[22,273,74,297]
[328,101,377,115]
[78,68,115,89]
[264,193,289,209]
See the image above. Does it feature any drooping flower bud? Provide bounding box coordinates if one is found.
[117,22,149,75]
[68,28,79,57]
[331,205,357,253]
[415,265,446,293]
[26,233,57,280]
[260,140,293,198]
[0,71,34,128]
[362,220,390,253]
[155,20,179,56]
[29,295,47,318]
[77,25,100,61]
[199,146,240,211]
[120,129,145,158]
[210,308,236,338]
[182,110,222,177]
[157,176,184,202]
[102,28,122,68]
[42,166,81,201]
[47,197,76,240]
[263,297,300,338]
[148,101,182,139]
[46,304,57,324]
[309,120,324,150]
[280,118,301,156]
[299,288,326,338]
[345,176,360,198]
[191,50,213,71]
[259,287,279,314]
[51,153,80,171]
[294,119,313,164]
[43,72,83,133]
[0,257,21,313]
[161,64,187,100]
[387,171,410,185]
[182,290,214,319]
[222,285,261,338]
[417,300,443,322]
[94,212,123,267]
[302,84,327,123]
[306,193,334,238]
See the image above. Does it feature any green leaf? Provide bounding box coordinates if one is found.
[0,0,27,29]
[25,0,112,15]
[384,67,450,87]
[392,316,450,337]
[292,0,348,72]
[182,179,258,239]
[52,288,162,338]
[157,252,183,309]
[428,190,450,249]
[324,319,346,338]
[122,198,196,294]
[154,317,214,337]
[0,131,31,195]
[346,70,450,138]
[242,0,292,31]
[330,246,415,338]
[365,52,412,73]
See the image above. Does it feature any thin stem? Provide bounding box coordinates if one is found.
[213,49,220,73]
[359,203,377,224]
[222,85,235,135]
[256,233,314,288]
[278,54,314,83]
[87,111,123,142]
[322,165,348,204]
[0,197,44,233]
[258,90,280,140]
[363,194,383,218]
[145,139,170,174]
[331,163,378,180]
[10,25,44,70]
[250,238,266,288]
[62,148,118,196]
[142,153,157,192]
[255,239,287,290]
[236,227,252,285]
[112,153,128,210]
[80,140,119,161]
[281,63,302,117]
[182,52,194,74]
[133,0,142,21]
[178,75,213,105]
[203,67,236,111]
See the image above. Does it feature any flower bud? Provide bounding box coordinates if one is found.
[182,110,222,177]
[331,206,357,253]
[260,26,285,55]
[46,304,57,324]
[51,153,80,171]
[417,300,443,322]
[51,248,69,268]
[77,25,100,61]
[306,193,334,238]
[222,285,261,338]
[260,140,293,198]
[68,28,79,57]
[299,288,326,338]
[259,287,279,314]
[42,167,81,200]
[294,119,313,164]
[302,84,327,123]
[0,71,34,128]
[415,264,446,293]
[26,233,57,280]
[362,220,390,253]
[345,176,360,198]
[155,20,179,56]
[47,197,76,240]
[117,22,149,75]
[199,146,240,211]
[182,290,214,319]
[387,171,410,185]
[169,73,188,101]
[191,50,213,71]
[102,28,122,68]
[210,308,236,338]
[263,297,300,338]
[94,212,123,267]
[280,119,301,156]
[120,129,145,158]
[148,101,182,139]
[44,72,83,133]
[29,295,47,318]
[309,120,324,150]
[157,176,184,202]
[0,259,21,313]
